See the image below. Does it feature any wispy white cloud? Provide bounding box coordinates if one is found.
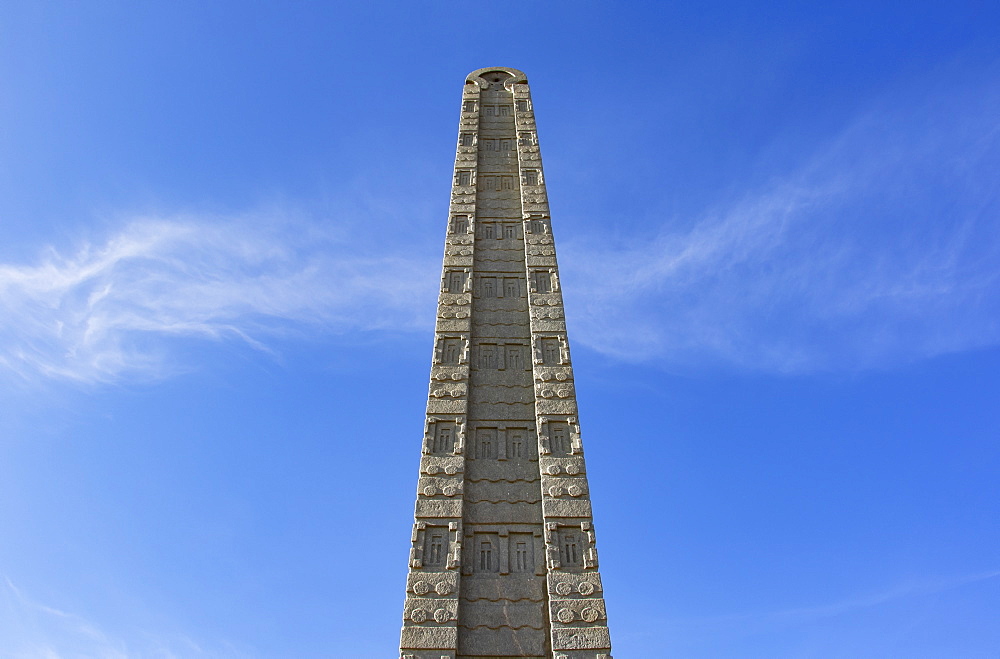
[562,66,1000,372]
[0,213,438,384]
[0,576,251,658]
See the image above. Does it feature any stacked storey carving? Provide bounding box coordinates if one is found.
[401,67,612,659]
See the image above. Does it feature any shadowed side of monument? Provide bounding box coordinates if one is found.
[399,67,613,659]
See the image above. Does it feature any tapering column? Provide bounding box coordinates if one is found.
[401,67,612,659]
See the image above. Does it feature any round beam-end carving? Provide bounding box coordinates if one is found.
[466,66,527,90]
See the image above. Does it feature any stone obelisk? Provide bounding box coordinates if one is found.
[400,67,613,659]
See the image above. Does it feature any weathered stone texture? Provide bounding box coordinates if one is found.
[400,67,612,659]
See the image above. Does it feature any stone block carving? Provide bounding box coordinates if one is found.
[399,627,458,649]
[551,626,612,650]
[415,499,462,519]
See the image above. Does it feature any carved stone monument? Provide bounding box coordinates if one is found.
[400,67,613,659]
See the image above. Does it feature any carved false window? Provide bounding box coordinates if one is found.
[483,105,495,117]
[463,100,476,113]
[481,223,495,239]
[518,131,535,146]
[549,421,571,456]
[503,224,517,239]
[477,537,498,572]
[560,530,582,567]
[477,428,497,459]
[457,170,472,186]
[505,345,523,371]
[441,338,461,365]
[459,132,474,147]
[498,105,511,117]
[514,542,529,570]
[450,216,468,234]
[499,139,514,152]
[508,429,526,458]
[447,271,465,293]
[504,278,519,297]
[533,271,552,294]
[541,338,561,365]
[501,176,515,190]
[479,344,498,369]
[425,530,448,567]
[511,535,533,572]
[433,423,455,454]
[481,277,496,298]
[516,100,529,112]
[527,219,545,234]
[523,170,539,186]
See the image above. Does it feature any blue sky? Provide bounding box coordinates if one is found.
[1,1,998,657]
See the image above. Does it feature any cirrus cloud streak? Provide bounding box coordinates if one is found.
[0,215,438,384]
